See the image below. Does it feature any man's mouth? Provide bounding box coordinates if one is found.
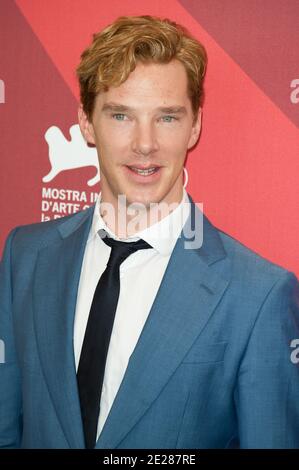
[126,166,160,176]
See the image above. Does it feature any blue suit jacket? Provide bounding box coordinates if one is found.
[1,196,299,449]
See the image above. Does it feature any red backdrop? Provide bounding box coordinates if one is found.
[1,0,298,276]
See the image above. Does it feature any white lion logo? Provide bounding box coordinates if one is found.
[43,124,100,186]
[43,123,189,188]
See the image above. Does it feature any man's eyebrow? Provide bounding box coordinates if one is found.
[157,106,187,114]
[101,103,187,114]
[101,103,132,113]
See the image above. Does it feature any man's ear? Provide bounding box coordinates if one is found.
[78,104,96,145]
[187,108,202,150]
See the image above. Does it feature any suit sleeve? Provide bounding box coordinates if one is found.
[0,229,22,448]
[234,271,299,448]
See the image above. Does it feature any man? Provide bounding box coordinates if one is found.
[0,15,299,449]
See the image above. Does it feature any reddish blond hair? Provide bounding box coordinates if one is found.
[77,15,207,120]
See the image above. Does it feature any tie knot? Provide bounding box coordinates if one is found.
[98,229,152,266]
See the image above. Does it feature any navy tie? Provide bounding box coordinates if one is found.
[77,228,152,449]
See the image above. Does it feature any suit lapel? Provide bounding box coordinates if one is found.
[32,208,93,449]
[96,200,232,449]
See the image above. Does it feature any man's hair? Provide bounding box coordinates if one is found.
[76,15,207,121]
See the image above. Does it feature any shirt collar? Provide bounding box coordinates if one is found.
[88,188,190,256]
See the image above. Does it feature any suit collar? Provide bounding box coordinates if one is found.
[186,193,227,266]
[57,205,94,239]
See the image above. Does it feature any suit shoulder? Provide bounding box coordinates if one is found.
[6,206,94,254]
[216,226,297,285]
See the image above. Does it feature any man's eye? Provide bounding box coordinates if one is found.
[112,113,126,121]
[161,115,177,122]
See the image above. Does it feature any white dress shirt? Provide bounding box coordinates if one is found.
[74,188,190,439]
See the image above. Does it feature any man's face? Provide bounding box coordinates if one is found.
[79,60,201,210]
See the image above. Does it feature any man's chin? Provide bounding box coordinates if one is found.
[117,192,161,211]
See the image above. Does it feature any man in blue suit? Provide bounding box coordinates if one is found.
[1,15,299,449]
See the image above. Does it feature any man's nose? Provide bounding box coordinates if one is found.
[131,121,159,156]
